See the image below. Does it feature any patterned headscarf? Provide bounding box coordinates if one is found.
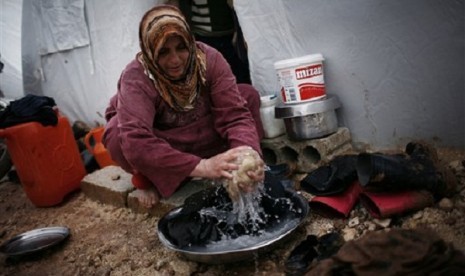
[137,5,206,111]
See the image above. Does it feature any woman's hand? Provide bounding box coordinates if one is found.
[237,151,265,193]
[237,154,265,193]
[191,146,252,179]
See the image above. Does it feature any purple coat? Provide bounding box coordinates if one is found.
[103,42,261,197]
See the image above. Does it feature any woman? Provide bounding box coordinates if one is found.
[103,5,265,208]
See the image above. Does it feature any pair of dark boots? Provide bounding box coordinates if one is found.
[301,141,456,199]
[357,141,456,198]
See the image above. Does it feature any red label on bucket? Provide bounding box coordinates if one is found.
[298,83,325,100]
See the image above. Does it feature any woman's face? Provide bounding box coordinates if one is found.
[157,36,189,79]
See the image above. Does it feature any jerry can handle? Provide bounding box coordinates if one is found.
[84,131,95,155]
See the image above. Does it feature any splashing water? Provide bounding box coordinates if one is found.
[200,180,268,234]
[198,218,301,252]
[231,182,265,228]
[191,177,304,251]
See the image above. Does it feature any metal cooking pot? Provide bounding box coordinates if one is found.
[275,95,341,140]
[157,188,309,264]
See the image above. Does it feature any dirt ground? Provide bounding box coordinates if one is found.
[1,147,464,276]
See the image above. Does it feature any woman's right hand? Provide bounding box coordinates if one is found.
[191,146,252,180]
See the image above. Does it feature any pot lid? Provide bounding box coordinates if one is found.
[275,95,341,119]
[0,226,70,256]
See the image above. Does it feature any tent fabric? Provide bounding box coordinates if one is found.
[1,0,464,149]
[235,0,464,149]
[33,0,90,55]
[0,0,24,99]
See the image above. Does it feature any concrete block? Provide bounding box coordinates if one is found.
[260,127,353,173]
[81,164,215,217]
[80,165,133,207]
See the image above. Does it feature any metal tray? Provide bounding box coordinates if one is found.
[0,226,70,256]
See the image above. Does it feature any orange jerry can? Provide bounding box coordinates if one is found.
[0,115,86,207]
[84,126,117,168]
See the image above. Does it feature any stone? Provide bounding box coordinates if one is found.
[373,218,391,228]
[80,166,133,208]
[342,227,357,241]
[348,217,360,228]
[438,198,454,211]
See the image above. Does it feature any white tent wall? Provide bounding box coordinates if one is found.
[21,0,163,125]
[0,0,24,99]
[2,0,464,150]
[235,0,464,150]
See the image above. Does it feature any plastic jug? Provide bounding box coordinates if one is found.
[0,115,86,207]
[84,126,117,168]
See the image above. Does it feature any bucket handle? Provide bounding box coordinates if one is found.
[84,131,96,155]
[84,127,106,155]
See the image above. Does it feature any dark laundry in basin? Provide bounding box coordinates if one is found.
[160,173,304,248]
[157,172,309,263]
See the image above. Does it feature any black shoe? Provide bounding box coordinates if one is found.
[300,155,357,196]
[285,232,344,275]
[315,232,344,260]
[285,235,319,276]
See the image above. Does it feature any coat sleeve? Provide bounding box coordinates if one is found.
[205,46,261,154]
[115,63,201,197]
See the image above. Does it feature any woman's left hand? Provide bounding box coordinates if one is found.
[237,151,265,193]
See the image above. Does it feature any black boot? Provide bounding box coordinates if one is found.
[356,145,456,198]
[405,140,439,161]
[300,155,358,196]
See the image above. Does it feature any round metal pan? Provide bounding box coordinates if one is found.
[0,226,70,257]
[157,189,309,264]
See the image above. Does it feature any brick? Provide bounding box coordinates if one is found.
[80,165,133,208]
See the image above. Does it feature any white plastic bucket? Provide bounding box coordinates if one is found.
[259,95,286,139]
[274,53,325,104]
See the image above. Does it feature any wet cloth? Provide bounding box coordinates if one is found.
[0,95,57,128]
[224,148,262,202]
[306,228,465,276]
[103,42,262,197]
